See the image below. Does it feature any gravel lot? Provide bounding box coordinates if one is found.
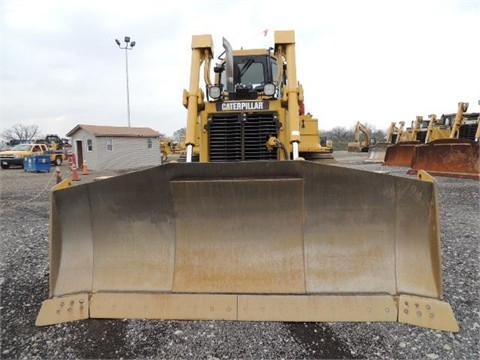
[1,152,479,359]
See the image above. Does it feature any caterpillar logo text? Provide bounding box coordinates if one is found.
[216,101,269,111]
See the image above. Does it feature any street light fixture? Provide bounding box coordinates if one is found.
[115,36,136,127]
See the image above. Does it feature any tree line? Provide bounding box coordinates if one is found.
[2,123,388,152]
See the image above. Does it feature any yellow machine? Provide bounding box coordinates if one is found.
[410,103,479,179]
[160,139,173,162]
[36,31,458,332]
[298,113,334,160]
[181,33,332,162]
[348,121,372,152]
[365,122,399,162]
[383,117,431,166]
[174,140,187,155]
[424,114,451,143]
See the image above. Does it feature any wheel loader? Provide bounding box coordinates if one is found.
[36,30,458,332]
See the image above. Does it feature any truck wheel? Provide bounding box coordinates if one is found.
[1,163,10,169]
[55,157,62,166]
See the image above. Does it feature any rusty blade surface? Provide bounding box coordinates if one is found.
[384,141,419,167]
[411,139,479,180]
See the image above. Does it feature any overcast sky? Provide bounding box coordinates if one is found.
[1,0,479,139]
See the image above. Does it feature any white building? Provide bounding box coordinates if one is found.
[66,124,162,171]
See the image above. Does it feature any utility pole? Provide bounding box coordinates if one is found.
[115,36,136,127]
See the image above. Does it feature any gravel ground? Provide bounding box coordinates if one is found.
[1,152,479,359]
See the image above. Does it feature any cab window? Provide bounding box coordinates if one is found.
[238,61,265,88]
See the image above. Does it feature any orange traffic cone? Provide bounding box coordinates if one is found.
[82,160,90,175]
[67,154,72,170]
[72,164,80,181]
[68,153,76,171]
[56,166,62,184]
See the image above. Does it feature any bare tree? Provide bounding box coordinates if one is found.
[329,126,350,140]
[2,124,40,142]
[173,127,186,142]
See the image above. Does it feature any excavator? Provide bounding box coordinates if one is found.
[347,121,372,152]
[36,30,458,332]
[409,103,479,179]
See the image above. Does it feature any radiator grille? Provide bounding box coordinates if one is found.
[208,113,278,162]
[416,131,427,143]
[458,123,478,141]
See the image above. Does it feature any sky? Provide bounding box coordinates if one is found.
[1,0,479,139]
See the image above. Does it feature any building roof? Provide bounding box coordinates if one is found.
[66,124,161,138]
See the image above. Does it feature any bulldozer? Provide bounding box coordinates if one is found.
[409,103,479,179]
[383,116,431,166]
[383,102,479,173]
[347,121,372,152]
[36,30,458,332]
[365,122,399,162]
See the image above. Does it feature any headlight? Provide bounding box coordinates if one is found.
[208,86,221,100]
[263,83,276,96]
[14,154,23,159]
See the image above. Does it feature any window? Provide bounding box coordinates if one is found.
[238,61,265,88]
[106,139,113,151]
[87,139,93,151]
[147,138,153,149]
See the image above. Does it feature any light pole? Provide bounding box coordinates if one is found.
[115,36,136,127]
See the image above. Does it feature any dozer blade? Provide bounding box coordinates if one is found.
[36,161,458,332]
[410,139,480,180]
[365,142,389,163]
[384,141,420,167]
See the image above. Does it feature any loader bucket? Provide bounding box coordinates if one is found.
[365,142,389,163]
[36,161,458,332]
[410,139,480,180]
[384,141,420,167]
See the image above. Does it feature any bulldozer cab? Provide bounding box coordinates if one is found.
[215,52,280,98]
[36,30,458,332]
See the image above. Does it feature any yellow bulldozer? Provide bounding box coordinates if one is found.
[383,116,432,166]
[409,103,479,179]
[347,121,372,152]
[36,30,458,332]
[365,122,400,162]
[381,102,479,178]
